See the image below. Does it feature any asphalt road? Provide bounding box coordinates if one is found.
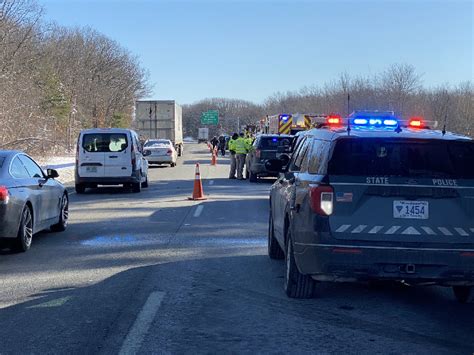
[0,143,473,354]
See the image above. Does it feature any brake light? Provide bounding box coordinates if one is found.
[327,114,342,126]
[167,149,173,155]
[408,117,424,128]
[255,149,261,159]
[309,185,334,216]
[0,186,9,204]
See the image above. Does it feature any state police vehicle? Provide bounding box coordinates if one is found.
[266,111,474,302]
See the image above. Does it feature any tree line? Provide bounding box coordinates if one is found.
[0,0,149,153]
[183,64,472,138]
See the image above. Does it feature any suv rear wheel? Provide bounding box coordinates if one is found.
[284,229,316,298]
[268,211,284,259]
[75,184,85,194]
[249,171,258,183]
[453,286,473,303]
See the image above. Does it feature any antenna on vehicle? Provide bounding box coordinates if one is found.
[442,96,450,136]
[442,112,448,136]
[346,93,351,135]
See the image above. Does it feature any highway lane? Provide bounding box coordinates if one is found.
[0,143,472,354]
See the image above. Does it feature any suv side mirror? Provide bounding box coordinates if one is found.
[265,159,285,172]
[47,169,59,179]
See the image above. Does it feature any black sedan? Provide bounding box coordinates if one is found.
[0,151,68,252]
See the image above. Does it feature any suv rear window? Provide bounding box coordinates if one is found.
[328,138,474,179]
[82,133,128,153]
[258,136,293,150]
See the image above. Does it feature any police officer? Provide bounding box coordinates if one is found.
[235,132,249,180]
[228,133,238,179]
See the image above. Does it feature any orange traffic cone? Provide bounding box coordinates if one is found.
[188,163,207,200]
[211,148,217,166]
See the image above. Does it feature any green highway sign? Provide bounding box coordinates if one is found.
[201,110,219,125]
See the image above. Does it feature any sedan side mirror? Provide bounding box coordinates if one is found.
[47,169,59,179]
[265,159,285,173]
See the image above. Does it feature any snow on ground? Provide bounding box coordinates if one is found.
[34,155,75,185]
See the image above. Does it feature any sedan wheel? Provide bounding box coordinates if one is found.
[51,194,69,232]
[13,207,33,252]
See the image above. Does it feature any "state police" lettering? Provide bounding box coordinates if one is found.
[432,179,458,186]
[366,177,389,185]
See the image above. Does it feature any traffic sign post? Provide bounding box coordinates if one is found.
[201,110,219,125]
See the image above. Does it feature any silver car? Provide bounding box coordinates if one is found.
[0,151,69,252]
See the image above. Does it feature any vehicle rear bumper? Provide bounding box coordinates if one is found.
[0,204,21,239]
[75,170,140,185]
[293,242,474,285]
[250,162,278,176]
[146,156,174,164]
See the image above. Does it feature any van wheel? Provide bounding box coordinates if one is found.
[284,229,316,298]
[453,286,473,303]
[12,206,33,252]
[268,211,284,259]
[51,194,69,232]
[141,175,149,188]
[75,184,86,194]
[132,174,142,193]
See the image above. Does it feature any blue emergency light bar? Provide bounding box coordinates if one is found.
[349,111,400,128]
[279,114,291,122]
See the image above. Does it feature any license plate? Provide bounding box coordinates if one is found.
[86,166,97,173]
[393,201,429,219]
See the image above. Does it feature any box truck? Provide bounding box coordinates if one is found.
[135,100,184,156]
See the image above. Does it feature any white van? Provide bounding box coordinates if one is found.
[75,128,149,193]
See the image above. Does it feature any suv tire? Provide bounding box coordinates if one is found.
[268,211,284,259]
[284,229,316,298]
[249,171,258,183]
[75,184,86,194]
[453,286,473,303]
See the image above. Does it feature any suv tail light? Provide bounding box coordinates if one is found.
[309,185,334,216]
[255,149,261,159]
[0,186,9,204]
[167,149,173,155]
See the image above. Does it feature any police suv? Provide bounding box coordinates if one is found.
[266,111,474,302]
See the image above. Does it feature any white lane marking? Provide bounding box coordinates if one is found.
[421,227,436,235]
[351,225,367,234]
[454,228,469,237]
[119,291,165,355]
[401,227,421,235]
[209,180,214,185]
[385,226,401,235]
[335,224,351,233]
[438,227,453,236]
[368,226,383,234]
[193,205,204,217]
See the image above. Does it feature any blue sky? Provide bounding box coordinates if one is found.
[40,0,473,104]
